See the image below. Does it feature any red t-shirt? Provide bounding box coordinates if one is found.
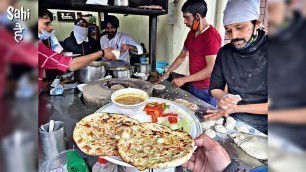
[38,41,72,91]
[184,26,221,89]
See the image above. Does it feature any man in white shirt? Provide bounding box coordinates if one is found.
[100,15,143,63]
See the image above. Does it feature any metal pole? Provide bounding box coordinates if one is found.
[149,15,157,72]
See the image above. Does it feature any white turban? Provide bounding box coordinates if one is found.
[223,0,260,26]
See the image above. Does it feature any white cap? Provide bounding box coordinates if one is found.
[223,0,260,26]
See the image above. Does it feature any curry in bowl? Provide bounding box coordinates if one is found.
[115,95,146,105]
[111,88,149,116]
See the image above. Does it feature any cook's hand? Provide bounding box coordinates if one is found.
[217,94,242,110]
[121,44,129,52]
[172,77,186,87]
[103,47,116,60]
[182,133,231,172]
[204,105,238,121]
[155,71,170,84]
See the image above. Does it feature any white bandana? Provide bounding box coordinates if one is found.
[73,25,89,44]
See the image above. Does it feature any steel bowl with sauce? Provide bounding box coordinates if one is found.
[111,88,148,116]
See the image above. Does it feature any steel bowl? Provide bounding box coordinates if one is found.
[74,61,107,83]
[134,63,151,74]
[111,88,148,116]
[133,73,148,81]
[108,66,134,78]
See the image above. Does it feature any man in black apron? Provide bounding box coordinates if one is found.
[206,0,268,134]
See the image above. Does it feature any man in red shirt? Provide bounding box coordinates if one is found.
[157,0,221,106]
[38,8,116,92]
[38,42,115,92]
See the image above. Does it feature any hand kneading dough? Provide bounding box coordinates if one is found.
[236,125,250,134]
[215,125,227,134]
[215,118,224,125]
[205,129,216,138]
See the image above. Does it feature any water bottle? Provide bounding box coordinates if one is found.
[92,157,118,172]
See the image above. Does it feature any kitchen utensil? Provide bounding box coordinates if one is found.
[39,121,66,159]
[2,131,36,172]
[106,60,134,78]
[49,120,54,132]
[133,72,148,80]
[74,61,107,83]
[108,68,133,78]
[134,63,151,74]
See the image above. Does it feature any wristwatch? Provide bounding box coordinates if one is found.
[223,162,238,172]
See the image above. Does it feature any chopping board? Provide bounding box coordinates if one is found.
[83,78,153,108]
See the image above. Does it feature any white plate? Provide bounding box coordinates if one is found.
[95,97,202,167]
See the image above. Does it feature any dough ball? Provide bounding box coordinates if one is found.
[209,120,216,127]
[225,122,235,130]
[205,129,216,138]
[215,125,228,134]
[236,125,250,134]
[233,135,246,144]
[215,118,224,125]
[201,121,211,130]
[226,117,236,125]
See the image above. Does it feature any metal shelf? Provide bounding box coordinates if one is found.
[41,3,168,16]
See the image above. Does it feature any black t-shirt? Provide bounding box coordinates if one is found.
[209,29,268,133]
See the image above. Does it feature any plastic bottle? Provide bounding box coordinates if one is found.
[92,157,118,172]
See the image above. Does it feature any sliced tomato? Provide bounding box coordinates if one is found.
[157,108,163,117]
[168,116,178,124]
[151,115,158,123]
[144,106,158,112]
[146,111,154,116]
